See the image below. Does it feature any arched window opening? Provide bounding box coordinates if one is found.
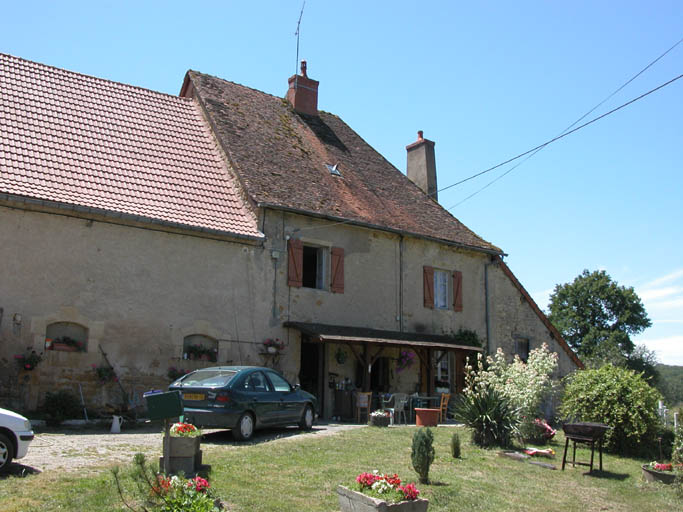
[46,322,89,352]
[183,334,218,362]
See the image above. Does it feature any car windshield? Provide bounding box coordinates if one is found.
[180,369,237,388]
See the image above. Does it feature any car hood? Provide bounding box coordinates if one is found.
[0,407,30,429]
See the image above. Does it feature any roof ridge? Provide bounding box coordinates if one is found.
[0,52,191,103]
[189,69,286,102]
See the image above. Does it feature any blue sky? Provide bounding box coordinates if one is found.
[3,1,682,364]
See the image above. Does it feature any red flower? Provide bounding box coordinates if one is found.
[356,472,379,488]
[399,483,420,501]
[187,476,210,493]
[654,463,673,471]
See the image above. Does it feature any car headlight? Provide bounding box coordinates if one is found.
[23,419,32,430]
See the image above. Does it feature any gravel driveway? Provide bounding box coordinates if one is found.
[9,421,364,475]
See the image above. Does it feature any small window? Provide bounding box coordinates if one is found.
[266,371,292,392]
[302,245,326,289]
[434,351,450,391]
[183,334,218,362]
[514,338,530,363]
[434,270,449,309]
[46,322,88,352]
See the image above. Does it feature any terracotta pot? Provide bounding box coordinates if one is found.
[641,465,676,484]
[414,408,439,427]
[337,485,428,512]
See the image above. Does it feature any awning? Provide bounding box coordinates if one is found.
[283,321,483,352]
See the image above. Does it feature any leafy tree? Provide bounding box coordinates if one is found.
[548,269,651,360]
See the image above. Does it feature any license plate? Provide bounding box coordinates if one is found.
[183,393,205,401]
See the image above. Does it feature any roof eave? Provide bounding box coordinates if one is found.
[0,193,265,244]
[259,202,505,256]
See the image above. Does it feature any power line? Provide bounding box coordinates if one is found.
[293,71,683,235]
[446,36,683,209]
[438,72,683,197]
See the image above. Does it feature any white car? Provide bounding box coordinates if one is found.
[0,407,34,472]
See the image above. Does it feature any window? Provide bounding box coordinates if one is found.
[434,270,449,309]
[46,322,88,352]
[514,338,530,363]
[266,371,292,392]
[243,371,271,392]
[434,351,450,391]
[288,239,344,293]
[423,266,462,311]
[302,245,326,289]
[183,334,218,362]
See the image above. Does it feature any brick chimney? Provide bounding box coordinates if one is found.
[406,130,438,200]
[286,60,319,116]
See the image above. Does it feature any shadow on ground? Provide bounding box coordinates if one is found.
[201,425,330,446]
[0,463,42,479]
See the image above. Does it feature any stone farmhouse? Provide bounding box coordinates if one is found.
[0,54,582,418]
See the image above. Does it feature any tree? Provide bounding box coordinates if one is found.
[548,269,651,360]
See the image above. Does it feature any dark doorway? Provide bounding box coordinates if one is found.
[370,357,391,393]
[300,336,325,416]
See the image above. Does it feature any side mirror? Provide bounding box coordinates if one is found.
[293,384,300,391]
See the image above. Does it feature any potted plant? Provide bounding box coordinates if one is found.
[162,422,203,475]
[337,471,428,512]
[641,461,681,484]
[263,338,285,354]
[369,409,391,427]
[396,350,415,373]
[92,364,117,383]
[14,349,42,371]
[167,366,189,381]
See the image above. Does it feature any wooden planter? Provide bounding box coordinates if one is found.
[414,408,439,427]
[337,485,428,512]
[641,465,677,484]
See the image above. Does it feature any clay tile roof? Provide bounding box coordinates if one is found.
[0,53,262,240]
[187,71,502,253]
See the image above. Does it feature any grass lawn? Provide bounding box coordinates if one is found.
[1,426,680,511]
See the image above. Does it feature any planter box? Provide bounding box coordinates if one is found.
[337,485,428,512]
[641,465,677,484]
[52,342,79,352]
[161,436,202,475]
[414,408,439,427]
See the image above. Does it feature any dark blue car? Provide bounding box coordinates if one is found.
[168,366,317,441]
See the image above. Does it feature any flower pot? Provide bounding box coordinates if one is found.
[641,465,676,484]
[337,485,428,512]
[369,415,391,427]
[414,408,439,427]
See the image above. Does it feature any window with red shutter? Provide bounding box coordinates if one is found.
[287,239,303,287]
[330,247,344,293]
[453,270,463,312]
[423,266,434,308]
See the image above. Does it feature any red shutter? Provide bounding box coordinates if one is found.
[287,239,303,287]
[453,270,463,312]
[423,266,434,308]
[330,247,344,293]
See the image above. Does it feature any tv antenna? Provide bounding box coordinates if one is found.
[294,1,306,78]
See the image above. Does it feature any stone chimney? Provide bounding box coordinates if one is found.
[286,60,319,116]
[406,130,437,200]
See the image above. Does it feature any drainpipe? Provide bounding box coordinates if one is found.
[484,256,500,356]
[399,235,404,333]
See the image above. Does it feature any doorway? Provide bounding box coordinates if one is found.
[299,336,325,416]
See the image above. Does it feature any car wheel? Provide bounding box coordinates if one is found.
[299,404,314,431]
[0,433,15,473]
[233,412,255,441]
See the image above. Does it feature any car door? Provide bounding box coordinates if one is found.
[242,371,280,425]
[265,370,302,423]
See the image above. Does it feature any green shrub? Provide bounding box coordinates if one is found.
[411,428,435,484]
[41,390,82,426]
[450,432,461,458]
[453,385,519,448]
[560,365,662,455]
